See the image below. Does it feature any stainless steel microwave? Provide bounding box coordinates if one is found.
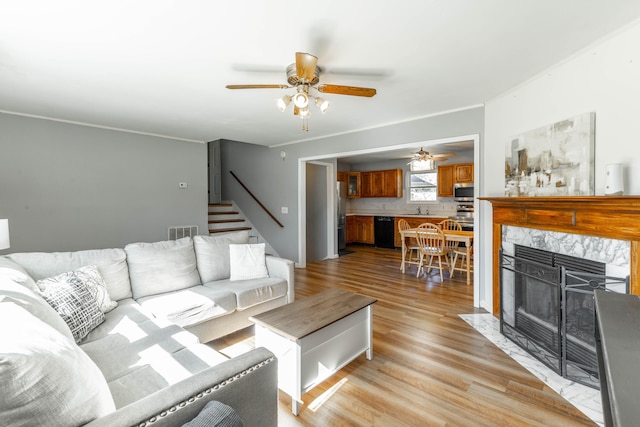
[453,183,474,201]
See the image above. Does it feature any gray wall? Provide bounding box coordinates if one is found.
[0,113,208,253]
[221,107,484,262]
[305,163,328,262]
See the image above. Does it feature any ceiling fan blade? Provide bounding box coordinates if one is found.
[317,84,377,97]
[432,153,454,158]
[226,84,289,89]
[295,52,318,82]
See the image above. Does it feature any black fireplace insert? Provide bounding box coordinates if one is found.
[500,245,628,389]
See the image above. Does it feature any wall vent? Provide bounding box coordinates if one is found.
[168,225,199,240]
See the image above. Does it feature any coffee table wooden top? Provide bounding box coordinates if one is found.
[249,288,377,341]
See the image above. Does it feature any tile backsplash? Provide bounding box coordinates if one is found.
[348,196,458,217]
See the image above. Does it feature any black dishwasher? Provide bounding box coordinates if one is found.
[374,216,395,248]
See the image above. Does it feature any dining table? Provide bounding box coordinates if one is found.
[400,228,474,285]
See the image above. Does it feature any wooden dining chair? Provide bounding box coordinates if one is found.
[398,218,420,271]
[438,219,462,257]
[415,223,451,281]
[451,241,474,281]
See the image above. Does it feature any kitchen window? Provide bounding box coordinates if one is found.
[408,170,438,202]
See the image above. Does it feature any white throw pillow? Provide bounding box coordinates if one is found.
[229,243,269,281]
[0,296,115,425]
[193,231,250,282]
[37,265,118,313]
[39,273,105,342]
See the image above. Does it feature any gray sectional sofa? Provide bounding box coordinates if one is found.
[0,231,294,426]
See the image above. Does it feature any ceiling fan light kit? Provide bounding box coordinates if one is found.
[226,52,376,131]
[408,147,454,170]
[276,94,292,112]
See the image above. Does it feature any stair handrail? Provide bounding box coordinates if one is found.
[229,171,284,228]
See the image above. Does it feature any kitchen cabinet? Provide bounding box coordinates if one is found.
[346,216,357,243]
[360,169,403,198]
[437,165,454,197]
[437,163,473,197]
[346,215,374,244]
[337,171,348,183]
[393,216,446,247]
[347,172,361,198]
[455,163,474,183]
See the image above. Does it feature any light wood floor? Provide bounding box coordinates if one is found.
[210,245,596,426]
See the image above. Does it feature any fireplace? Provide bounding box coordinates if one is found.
[500,244,628,388]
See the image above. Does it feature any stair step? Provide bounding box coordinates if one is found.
[208,219,245,224]
[208,211,239,216]
[209,227,252,234]
[208,203,232,207]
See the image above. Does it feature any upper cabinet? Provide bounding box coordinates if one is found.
[438,163,473,197]
[347,172,361,198]
[344,169,403,198]
[337,171,348,183]
[455,163,474,183]
[361,169,403,198]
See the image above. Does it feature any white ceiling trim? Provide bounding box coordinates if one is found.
[0,109,206,144]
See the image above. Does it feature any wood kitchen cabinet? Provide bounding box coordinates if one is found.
[346,215,374,244]
[337,171,347,183]
[346,216,357,243]
[455,163,474,183]
[437,163,473,197]
[347,172,361,198]
[437,165,454,197]
[393,216,446,247]
[360,169,403,198]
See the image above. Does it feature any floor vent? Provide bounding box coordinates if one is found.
[168,225,198,240]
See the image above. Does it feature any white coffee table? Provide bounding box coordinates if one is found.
[249,288,376,415]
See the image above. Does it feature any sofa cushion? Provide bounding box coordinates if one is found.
[0,285,115,426]
[0,256,38,292]
[37,265,118,313]
[0,277,74,340]
[39,272,105,342]
[7,248,132,301]
[183,401,244,427]
[80,317,200,382]
[204,277,287,310]
[106,344,228,409]
[137,285,237,328]
[125,237,201,299]
[229,243,269,281]
[193,231,249,282]
[81,298,155,343]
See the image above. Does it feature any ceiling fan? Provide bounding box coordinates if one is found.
[226,52,377,131]
[407,148,454,169]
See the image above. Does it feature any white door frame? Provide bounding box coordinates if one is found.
[298,134,481,309]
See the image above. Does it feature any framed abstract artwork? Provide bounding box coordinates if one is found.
[505,112,595,196]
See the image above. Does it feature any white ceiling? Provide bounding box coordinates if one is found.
[2,1,640,148]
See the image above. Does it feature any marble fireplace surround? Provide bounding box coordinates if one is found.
[481,196,640,315]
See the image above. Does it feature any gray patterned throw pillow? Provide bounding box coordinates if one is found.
[39,273,105,342]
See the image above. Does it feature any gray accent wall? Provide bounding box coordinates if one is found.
[0,113,208,253]
[305,163,328,263]
[221,106,484,262]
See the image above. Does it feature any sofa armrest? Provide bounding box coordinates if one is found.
[84,347,277,427]
[266,255,295,303]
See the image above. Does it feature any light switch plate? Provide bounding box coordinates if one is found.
[281,207,288,214]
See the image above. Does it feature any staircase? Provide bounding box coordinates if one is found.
[208,201,279,256]
[208,203,252,235]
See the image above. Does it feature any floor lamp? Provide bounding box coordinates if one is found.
[0,219,10,250]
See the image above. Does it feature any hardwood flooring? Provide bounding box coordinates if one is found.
[209,245,596,426]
